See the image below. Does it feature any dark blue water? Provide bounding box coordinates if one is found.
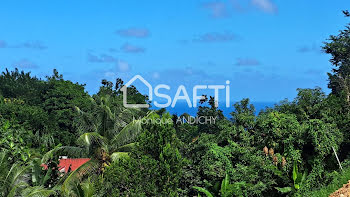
[151,101,276,118]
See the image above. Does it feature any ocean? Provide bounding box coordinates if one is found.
[151,101,276,118]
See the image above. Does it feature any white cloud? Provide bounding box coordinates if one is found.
[104,71,116,77]
[251,0,278,14]
[117,60,130,72]
[152,72,160,79]
[87,53,117,63]
[193,31,238,42]
[0,40,47,50]
[202,1,228,18]
[12,59,38,69]
[235,58,261,66]
[121,43,145,53]
[115,28,150,38]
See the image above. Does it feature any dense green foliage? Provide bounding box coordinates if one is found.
[0,11,350,197]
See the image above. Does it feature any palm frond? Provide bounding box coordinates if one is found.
[76,132,106,147]
[115,142,136,152]
[61,159,100,194]
[7,184,26,197]
[110,152,129,162]
[74,106,99,134]
[8,163,30,188]
[0,154,29,197]
[21,186,56,197]
[110,119,142,149]
[41,146,85,163]
[80,178,96,197]
[110,111,154,150]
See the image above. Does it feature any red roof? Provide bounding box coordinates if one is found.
[41,158,90,173]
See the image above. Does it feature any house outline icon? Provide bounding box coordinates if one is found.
[120,75,152,108]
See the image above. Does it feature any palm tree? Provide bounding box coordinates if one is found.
[74,94,142,140]
[0,151,28,197]
[0,151,56,197]
[42,94,153,193]
[72,94,151,164]
[63,178,95,197]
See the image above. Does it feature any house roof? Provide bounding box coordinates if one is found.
[41,158,90,173]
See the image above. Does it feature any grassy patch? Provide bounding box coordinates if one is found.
[305,166,350,197]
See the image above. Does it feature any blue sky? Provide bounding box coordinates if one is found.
[0,0,349,102]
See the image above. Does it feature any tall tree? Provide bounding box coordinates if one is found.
[324,11,350,102]
[42,69,92,145]
[0,68,46,105]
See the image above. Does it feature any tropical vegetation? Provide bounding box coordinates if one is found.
[0,11,350,197]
